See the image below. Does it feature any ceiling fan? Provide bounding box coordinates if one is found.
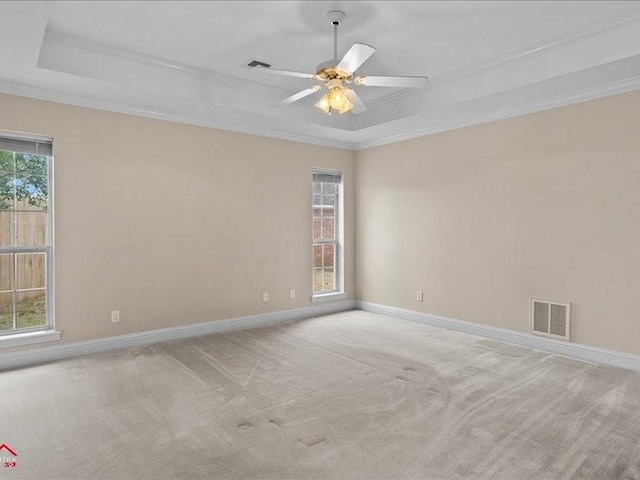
[255,10,428,115]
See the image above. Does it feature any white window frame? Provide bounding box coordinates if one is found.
[0,131,59,348]
[312,170,345,302]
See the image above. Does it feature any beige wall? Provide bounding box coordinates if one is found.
[0,93,354,352]
[356,90,640,355]
[3,89,640,358]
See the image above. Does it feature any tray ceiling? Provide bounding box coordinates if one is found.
[2,1,640,149]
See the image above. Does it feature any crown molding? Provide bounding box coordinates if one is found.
[353,72,640,151]
[6,70,640,154]
[0,81,355,151]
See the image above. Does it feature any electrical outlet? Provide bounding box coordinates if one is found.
[111,310,120,323]
[262,292,269,302]
[290,289,296,299]
[416,291,424,302]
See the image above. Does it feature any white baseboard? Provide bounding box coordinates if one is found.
[6,299,639,373]
[356,301,640,372]
[0,300,355,371]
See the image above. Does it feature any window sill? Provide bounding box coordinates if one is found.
[0,329,62,349]
[311,292,347,304]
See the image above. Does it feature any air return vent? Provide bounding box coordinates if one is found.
[530,298,570,340]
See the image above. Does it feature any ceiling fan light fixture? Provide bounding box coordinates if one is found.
[316,86,354,114]
[315,94,331,114]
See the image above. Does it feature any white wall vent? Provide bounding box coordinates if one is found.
[530,298,571,340]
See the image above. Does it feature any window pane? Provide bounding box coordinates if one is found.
[313,268,323,293]
[16,253,45,290]
[16,290,46,329]
[322,194,335,207]
[15,175,48,211]
[0,172,15,210]
[0,211,14,247]
[323,244,335,268]
[313,218,322,242]
[313,244,323,268]
[0,254,14,292]
[322,183,336,195]
[0,150,13,173]
[16,211,47,247]
[323,268,335,291]
[0,292,13,331]
[322,216,335,240]
[15,154,48,176]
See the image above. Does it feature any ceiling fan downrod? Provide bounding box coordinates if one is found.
[327,10,345,61]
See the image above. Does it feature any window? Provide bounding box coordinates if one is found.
[0,135,53,336]
[313,171,342,296]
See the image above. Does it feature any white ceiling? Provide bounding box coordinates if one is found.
[2,1,640,150]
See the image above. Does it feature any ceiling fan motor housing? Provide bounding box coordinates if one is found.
[315,61,352,81]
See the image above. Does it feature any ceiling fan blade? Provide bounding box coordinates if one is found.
[256,67,316,79]
[344,89,367,114]
[337,43,376,74]
[274,85,322,106]
[355,75,429,88]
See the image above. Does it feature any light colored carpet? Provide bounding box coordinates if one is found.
[2,310,640,480]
